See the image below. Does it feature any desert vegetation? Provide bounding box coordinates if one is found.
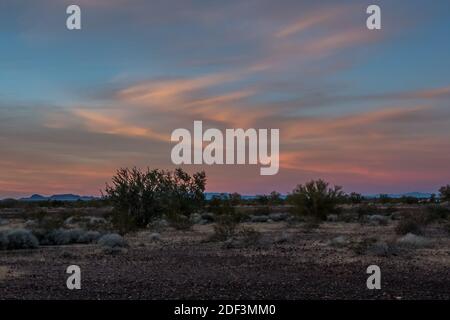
[0,169,449,252]
[105,167,205,233]
[0,168,449,299]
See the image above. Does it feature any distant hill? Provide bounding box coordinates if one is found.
[12,191,434,202]
[205,193,262,200]
[363,192,433,199]
[19,194,98,202]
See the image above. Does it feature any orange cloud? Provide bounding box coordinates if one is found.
[117,73,238,108]
[72,109,168,142]
[283,105,431,141]
[406,86,450,99]
[276,6,346,38]
[304,28,373,55]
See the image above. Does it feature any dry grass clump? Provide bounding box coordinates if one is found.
[0,229,39,250]
[210,214,239,242]
[395,218,422,235]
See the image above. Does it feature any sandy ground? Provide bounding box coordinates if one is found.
[0,221,449,300]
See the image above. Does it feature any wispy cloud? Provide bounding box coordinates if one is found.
[275,6,346,38]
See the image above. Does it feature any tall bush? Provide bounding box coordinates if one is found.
[288,179,344,221]
[105,167,206,232]
[439,185,450,202]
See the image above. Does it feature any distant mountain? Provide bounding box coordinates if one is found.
[19,194,98,202]
[204,192,285,200]
[14,191,433,202]
[204,192,259,200]
[26,194,48,201]
[364,192,433,199]
[206,192,433,200]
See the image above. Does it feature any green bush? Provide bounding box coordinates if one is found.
[268,191,284,205]
[229,193,242,206]
[439,185,450,201]
[287,179,344,221]
[395,218,422,235]
[208,194,235,216]
[0,229,39,250]
[347,192,363,204]
[105,167,206,232]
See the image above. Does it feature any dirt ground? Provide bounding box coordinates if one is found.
[1,220,449,300]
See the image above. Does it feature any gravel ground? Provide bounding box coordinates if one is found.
[0,222,449,300]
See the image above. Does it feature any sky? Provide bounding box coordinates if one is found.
[1,0,450,198]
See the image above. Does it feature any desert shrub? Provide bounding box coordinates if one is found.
[427,205,450,221]
[25,209,47,222]
[147,218,169,232]
[78,230,102,244]
[340,212,358,223]
[2,229,39,250]
[105,167,206,233]
[328,235,348,248]
[35,228,101,245]
[348,237,395,256]
[0,231,8,250]
[356,204,379,217]
[237,227,262,246]
[210,214,240,241]
[49,229,85,245]
[365,214,389,226]
[84,217,109,231]
[378,194,392,204]
[287,179,344,221]
[97,233,127,248]
[439,185,450,201]
[255,194,269,205]
[26,210,67,234]
[400,196,419,204]
[384,206,398,214]
[0,198,21,209]
[148,232,161,242]
[350,237,378,255]
[396,207,448,229]
[108,209,136,235]
[208,195,235,216]
[229,193,242,206]
[397,233,431,248]
[167,213,194,231]
[253,206,271,216]
[268,212,289,222]
[250,215,269,223]
[302,217,321,231]
[268,191,284,205]
[65,216,108,229]
[444,223,450,235]
[273,231,290,244]
[347,192,363,204]
[395,218,422,235]
[189,213,203,224]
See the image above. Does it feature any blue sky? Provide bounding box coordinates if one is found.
[1,0,450,197]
